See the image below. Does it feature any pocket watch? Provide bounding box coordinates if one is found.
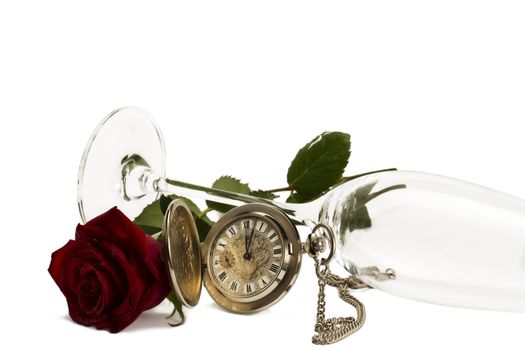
[162,199,368,344]
[162,200,303,313]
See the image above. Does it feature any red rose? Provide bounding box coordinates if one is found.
[49,207,170,332]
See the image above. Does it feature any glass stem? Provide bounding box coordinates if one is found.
[158,178,319,223]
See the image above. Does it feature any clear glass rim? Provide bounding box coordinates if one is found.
[77,106,166,222]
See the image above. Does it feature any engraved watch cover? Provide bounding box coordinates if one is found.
[162,199,203,307]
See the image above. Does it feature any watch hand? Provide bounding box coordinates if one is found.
[245,227,249,253]
[247,227,255,253]
[244,227,255,260]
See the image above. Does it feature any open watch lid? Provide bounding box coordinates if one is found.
[162,199,202,307]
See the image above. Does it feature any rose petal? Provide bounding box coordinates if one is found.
[75,207,148,256]
[49,240,88,302]
[94,240,147,331]
[137,234,171,310]
[78,277,102,315]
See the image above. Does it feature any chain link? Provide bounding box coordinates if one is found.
[312,258,367,345]
[322,271,369,290]
[307,224,369,345]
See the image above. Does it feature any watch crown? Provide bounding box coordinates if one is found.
[305,233,326,258]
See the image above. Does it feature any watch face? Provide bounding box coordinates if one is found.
[203,204,302,313]
[210,216,285,298]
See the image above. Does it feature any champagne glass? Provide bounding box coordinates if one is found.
[78,107,525,313]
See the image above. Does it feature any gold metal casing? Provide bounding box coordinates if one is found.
[162,199,203,307]
[202,203,302,313]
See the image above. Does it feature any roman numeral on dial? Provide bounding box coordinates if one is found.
[273,247,282,256]
[245,283,255,294]
[227,226,238,237]
[218,271,227,282]
[267,230,278,242]
[243,220,251,230]
[258,276,269,288]
[269,263,279,274]
[256,220,268,232]
[230,281,238,292]
[216,239,227,251]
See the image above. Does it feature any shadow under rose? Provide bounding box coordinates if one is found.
[59,308,178,333]
[126,306,182,332]
[58,299,182,333]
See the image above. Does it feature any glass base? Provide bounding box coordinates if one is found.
[77,107,166,222]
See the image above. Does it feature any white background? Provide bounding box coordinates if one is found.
[1,1,525,349]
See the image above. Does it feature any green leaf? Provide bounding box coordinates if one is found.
[286,191,314,203]
[250,190,278,200]
[206,176,251,213]
[160,194,173,215]
[211,175,251,193]
[287,132,351,200]
[166,291,185,327]
[338,183,375,243]
[348,205,372,230]
[354,181,377,203]
[338,182,407,243]
[136,224,162,236]
[133,199,165,235]
[286,194,298,203]
[195,217,213,242]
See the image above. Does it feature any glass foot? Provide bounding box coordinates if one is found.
[77,107,166,222]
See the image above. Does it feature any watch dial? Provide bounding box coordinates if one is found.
[210,216,285,297]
